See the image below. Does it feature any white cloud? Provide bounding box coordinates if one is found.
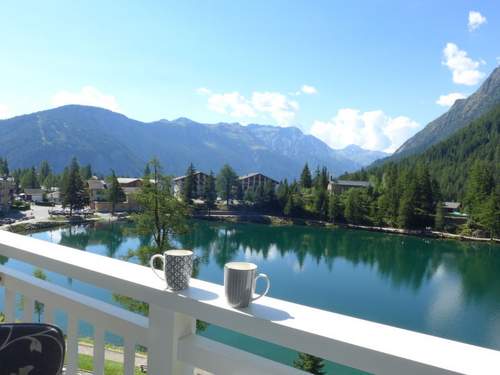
[196,87,212,95]
[51,86,120,112]
[442,43,485,85]
[251,92,299,125]
[201,89,299,126]
[468,11,487,31]
[301,85,318,95]
[207,92,256,118]
[436,92,467,107]
[310,108,422,153]
[0,104,11,119]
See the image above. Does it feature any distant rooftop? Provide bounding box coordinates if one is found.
[87,179,106,190]
[238,172,278,183]
[443,202,461,210]
[173,171,208,181]
[331,179,371,188]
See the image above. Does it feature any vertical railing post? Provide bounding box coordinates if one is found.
[147,303,196,375]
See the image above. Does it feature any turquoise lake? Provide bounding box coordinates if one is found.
[2,220,500,374]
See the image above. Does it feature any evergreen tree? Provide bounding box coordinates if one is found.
[38,160,51,183]
[80,164,93,180]
[144,163,151,178]
[107,170,126,215]
[284,194,294,217]
[479,187,500,238]
[20,167,40,189]
[344,188,368,224]
[203,171,217,216]
[300,163,312,189]
[182,163,196,203]
[216,164,238,206]
[0,158,9,176]
[263,180,277,209]
[276,180,289,209]
[293,353,326,375]
[464,161,495,224]
[435,201,446,231]
[61,158,87,216]
[328,193,342,223]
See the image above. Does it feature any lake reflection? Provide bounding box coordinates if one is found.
[22,220,500,370]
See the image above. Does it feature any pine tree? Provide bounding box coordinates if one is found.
[435,201,445,231]
[465,161,495,224]
[203,171,217,216]
[479,187,500,238]
[80,164,93,180]
[182,163,196,203]
[61,158,87,216]
[107,170,126,215]
[284,194,294,217]
[328,193,342,223]
[143,163,151,178]
[0,158,9,177]
[216,164,238,206]
[38,160,51,183]
[293,353,326,375]
[300,163,312,189]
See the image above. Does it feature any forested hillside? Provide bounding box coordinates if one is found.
[348,103,500,201]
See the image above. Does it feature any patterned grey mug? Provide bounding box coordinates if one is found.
[224,262,270,308]
[150,250,193,291]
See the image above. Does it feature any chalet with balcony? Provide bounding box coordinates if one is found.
[238,172,278,193]
[173,171,209,198]
[328,179,372,195]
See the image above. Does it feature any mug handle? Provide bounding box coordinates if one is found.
[252,273,270,302]
[150,254,165,280]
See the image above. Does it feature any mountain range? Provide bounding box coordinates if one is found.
[0,106,387,180]
[375,66,500,165]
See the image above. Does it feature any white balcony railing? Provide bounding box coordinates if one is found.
[0,230,499,375]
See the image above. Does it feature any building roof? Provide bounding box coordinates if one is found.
[330,180,371,188]
[117,177,142,184]
[238,173,278,184]
[443,202,461,210]
[173,171,209,182]
[87,179,107,190]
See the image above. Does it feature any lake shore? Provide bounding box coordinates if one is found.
[194,212,500,244]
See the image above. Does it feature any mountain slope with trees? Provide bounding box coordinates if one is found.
[0,105,383,180]
[349,103,500,201]
[376,66,500,164]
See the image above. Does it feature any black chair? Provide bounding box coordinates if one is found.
[0,323,65,375]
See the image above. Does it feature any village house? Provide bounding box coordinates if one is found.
[87,177,148,213]
[238,173,278,193]
[443,201,461,214]
[23,188,44,203]
[0,177,15,214]
[173,171,209,198]
[328,179,372,195]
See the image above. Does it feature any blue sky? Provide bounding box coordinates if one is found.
[0,1,498,152]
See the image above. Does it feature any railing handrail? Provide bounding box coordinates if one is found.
[1,230,499,375]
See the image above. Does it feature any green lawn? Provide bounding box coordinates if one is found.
[77,353,144,375]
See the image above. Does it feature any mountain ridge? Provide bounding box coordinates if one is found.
[0,105,385,179]
[374,66,500,166]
